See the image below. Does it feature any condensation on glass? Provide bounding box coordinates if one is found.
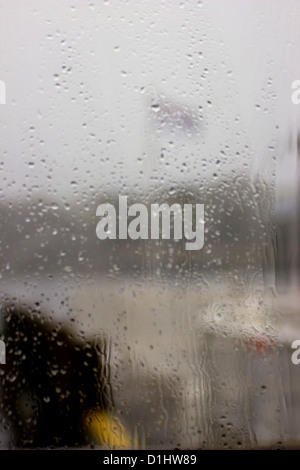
[0,0,300,449]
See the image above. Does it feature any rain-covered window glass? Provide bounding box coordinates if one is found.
[1,0,300,450]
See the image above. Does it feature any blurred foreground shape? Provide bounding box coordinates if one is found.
[0,303,132,448]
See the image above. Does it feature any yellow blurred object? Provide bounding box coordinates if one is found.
[83,409,138,449]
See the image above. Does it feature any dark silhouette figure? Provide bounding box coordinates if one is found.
[0,303,113,448]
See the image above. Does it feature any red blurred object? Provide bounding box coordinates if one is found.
[246,335,275,356]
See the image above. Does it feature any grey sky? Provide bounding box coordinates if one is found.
[1,0,300,201]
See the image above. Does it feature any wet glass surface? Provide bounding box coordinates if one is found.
[0,0,300,449]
